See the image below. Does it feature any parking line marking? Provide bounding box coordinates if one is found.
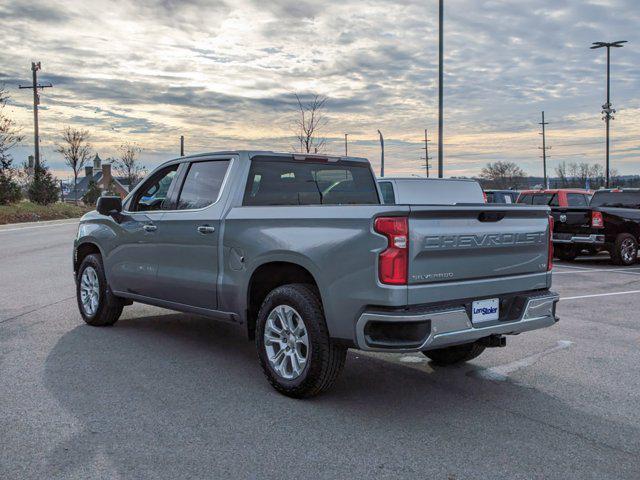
[0,221,78,233]
[476,340,573,381]
[554,268,640,276]
[562,290,640,301]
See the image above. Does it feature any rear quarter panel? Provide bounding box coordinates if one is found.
[219,205,408,340]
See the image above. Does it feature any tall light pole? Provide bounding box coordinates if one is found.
[377,130,384,177]
[590,40,627,188]
[437,0,444,178]
[344,133,348,156]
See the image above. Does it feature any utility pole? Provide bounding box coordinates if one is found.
[437,0,444,178]
[18,62,52,171]
[421,129,432,177]
[377,130,384,177]
[590,40,627,188]
[344,133,348,156]
[538,111,551,188]
[180,135,184,156]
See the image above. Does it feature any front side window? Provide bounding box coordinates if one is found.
[131,164,179,212]
[517,194,532,204]
[379,181,396,204]
[243,157,379,206]
[177,160,230,210]
[532,193,553,205]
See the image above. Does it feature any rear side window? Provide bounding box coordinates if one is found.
[379,181,396,204]
[517,194,532,204]
[243,157,379,206]
[177,160,230,210]
[590,192,640,208]
[567,193,588,206]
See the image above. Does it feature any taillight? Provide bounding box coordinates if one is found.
[592,211,604,228]
[548,215,554,271]
[374,216,408,285]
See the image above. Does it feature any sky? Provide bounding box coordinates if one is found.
[1,0,639,179]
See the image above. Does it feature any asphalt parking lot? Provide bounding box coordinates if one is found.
[1,221,639,479]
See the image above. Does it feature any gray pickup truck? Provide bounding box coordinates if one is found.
[74,151,558,397]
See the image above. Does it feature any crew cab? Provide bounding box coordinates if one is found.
[552,188,640,265]
[377,177,485,204]
[517,189,592,207]
[73,151,559,397]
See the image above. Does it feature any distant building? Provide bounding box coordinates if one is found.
[67,154,129,203]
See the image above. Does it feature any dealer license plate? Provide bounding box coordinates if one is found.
[471,298,499,324]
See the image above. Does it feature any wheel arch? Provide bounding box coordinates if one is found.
[74,242,103,274]
[246,261,322,340]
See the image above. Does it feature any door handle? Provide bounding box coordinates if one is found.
[197,225,216,234]
[143,224,157,232]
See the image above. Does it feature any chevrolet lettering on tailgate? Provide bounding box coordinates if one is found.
[423,232,546,250]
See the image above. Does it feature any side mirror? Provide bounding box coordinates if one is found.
[96,196,123,217]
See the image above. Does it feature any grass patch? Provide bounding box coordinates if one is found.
[0,201,92,225]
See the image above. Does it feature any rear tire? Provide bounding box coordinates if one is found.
[422,342,486,366]
[76,254,123,326]
[611,233,638,266]
[256,284,347,398]
[555,245,579,261]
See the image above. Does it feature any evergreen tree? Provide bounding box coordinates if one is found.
[28,162,59,205]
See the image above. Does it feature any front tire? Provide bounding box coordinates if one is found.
[76,254,123,326]
[256,284,347,398]
[611,233,638,266]
[422,342,486,366]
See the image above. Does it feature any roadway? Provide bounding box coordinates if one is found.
[1,220,639,479]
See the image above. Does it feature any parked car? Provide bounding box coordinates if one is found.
[551,188,640,265]
[484,189,519,204]
[378,177,485,204]
[74,151,559,398]
[517,189,592,207]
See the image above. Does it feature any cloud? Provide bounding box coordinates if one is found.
[1,0,639,177]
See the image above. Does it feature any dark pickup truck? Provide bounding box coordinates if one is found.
[552,189,640,265]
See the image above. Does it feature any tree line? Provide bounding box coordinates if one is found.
[477,160,640,190]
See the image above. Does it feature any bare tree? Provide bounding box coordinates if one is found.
[0,86,23,174]
[555,162,568,187]
[113,142,145,190]
[293,93,327,153]
[56,127,92,204]
[480,161,526,189]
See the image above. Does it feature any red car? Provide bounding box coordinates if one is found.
[516,189,592,207]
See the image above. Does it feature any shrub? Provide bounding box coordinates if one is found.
[0,171,21,205]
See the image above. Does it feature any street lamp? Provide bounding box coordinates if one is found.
[590,40,627,188]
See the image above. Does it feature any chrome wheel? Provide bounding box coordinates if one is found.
[621,238,637,263]
[263,305,309,380]
[80,266,100,316]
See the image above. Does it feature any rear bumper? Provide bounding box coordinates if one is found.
[355,291,559,352]
[553,233,605,245]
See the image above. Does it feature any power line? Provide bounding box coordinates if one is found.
[18,61,53,171]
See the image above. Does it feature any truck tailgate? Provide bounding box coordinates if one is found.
[551,207,592,237]
[407,205,551,305]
